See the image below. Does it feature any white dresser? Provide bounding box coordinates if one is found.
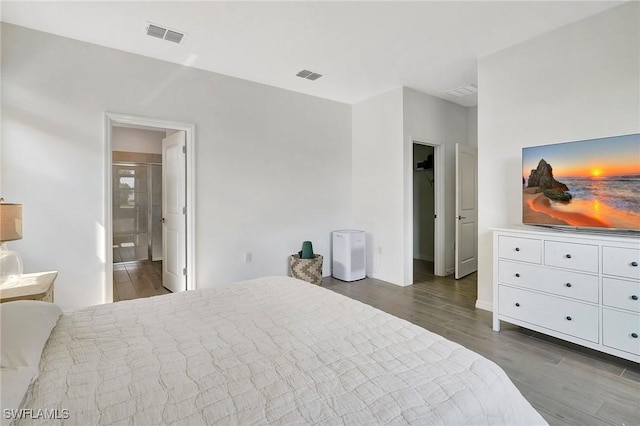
[492,228,640,362]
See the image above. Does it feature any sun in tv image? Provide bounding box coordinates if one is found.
[522,133,640,231]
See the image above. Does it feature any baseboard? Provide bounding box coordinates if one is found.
[413,254,434,262]
[475,299,493,312]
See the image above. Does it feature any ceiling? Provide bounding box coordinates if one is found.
[0,1,625,107]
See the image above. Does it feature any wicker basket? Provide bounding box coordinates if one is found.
[289,254,323,285]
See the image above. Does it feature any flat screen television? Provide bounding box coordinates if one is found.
[522,133,640,234]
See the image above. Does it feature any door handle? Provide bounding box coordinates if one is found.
[457,216,466,220]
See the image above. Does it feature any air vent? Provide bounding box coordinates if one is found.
[146,22,186,44]
[446,84,478,98]
[296,69,323,81]
[164,30,184,44]
[146,24,166,39]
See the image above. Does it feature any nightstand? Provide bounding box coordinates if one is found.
[0,271,57,303]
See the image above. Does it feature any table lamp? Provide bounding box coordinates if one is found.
[0,200,23,287]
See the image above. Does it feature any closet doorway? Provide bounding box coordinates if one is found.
[413,143,436,280]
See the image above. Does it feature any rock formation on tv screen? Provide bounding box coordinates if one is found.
[527,159,572,201]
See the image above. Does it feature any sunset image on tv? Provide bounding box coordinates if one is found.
[522,133,640,231]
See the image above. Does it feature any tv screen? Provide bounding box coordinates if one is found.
[522,133,640,233]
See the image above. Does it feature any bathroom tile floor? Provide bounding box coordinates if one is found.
[113,261,171,302]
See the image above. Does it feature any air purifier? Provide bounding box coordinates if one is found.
[332,230,366,281]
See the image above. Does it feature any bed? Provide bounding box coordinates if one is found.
[1,276,546,425]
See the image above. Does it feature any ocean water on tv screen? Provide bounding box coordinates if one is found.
[563,175,640,214]
[543,174,640,230]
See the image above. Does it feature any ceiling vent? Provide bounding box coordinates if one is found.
[296,69,322,81]
[446,84,478,98]
[146,23,185,44]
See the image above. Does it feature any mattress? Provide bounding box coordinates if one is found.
[17,276,546,425]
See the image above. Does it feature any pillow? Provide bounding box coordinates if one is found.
[0,300,62,368]
[0,366,35,413]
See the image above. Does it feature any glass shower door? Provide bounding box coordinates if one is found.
[113,165,150,263]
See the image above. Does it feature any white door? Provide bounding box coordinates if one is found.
[162,131,187,292]
[455,144,478,279]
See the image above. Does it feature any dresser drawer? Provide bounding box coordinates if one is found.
[498,285,598,343]
[602,246,640,280]
[544,241,599,273]
[602,309,640,356]
[498,236,541,264]
[603,277,640,313]
[498,260,598,303]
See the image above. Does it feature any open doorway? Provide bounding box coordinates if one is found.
[111,127,168,301]
[413,143,436,281]
[407,138,445,283]
[104,113,196,303]
[112,129,164,264]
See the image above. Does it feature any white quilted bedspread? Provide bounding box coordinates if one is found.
[19,276,546,425]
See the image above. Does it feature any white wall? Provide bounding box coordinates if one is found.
[477,2,640,309]
[1,24,352,309]
[467,107,478,148]
[112,127,164,154]
[352,88,405,284]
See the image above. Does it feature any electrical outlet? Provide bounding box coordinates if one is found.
[244,252,252,263]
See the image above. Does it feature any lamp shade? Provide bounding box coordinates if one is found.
[0,204,22,242]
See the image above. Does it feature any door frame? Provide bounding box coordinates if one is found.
[104,112,196,303]
[408,137,445,280]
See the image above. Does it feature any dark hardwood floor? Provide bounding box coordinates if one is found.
[322,259,640,426]
[113,261,171,302]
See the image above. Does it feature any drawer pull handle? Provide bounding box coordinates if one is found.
[632,295,639,301]
[565,283,572,288]
[632,261,639,267]
[565,254,572,259]
[632,333,639,339]
[515,303,520,307]
[515,273,520,278]
[566,316,572,321]
[515,247,520,252]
